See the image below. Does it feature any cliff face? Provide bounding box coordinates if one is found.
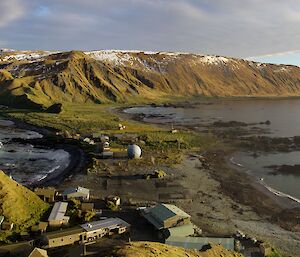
[1,49,300,108]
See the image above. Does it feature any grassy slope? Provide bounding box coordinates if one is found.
[0,171,49,232]
[109,242,243,257]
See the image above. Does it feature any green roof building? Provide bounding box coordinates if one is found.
[142,203,191,230]
[166,236,235,251]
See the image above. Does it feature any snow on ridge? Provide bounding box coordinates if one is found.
[86,50,233,65]
[85,49,188,56]
[0,50,60,62]
[85,50,188,72]
[86,50,133,65]
[0,48,16,55]
[198,55,231,65]
[85,50,193,62]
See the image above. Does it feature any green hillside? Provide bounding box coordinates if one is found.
[0,171,49,234]
[109,241,243,257]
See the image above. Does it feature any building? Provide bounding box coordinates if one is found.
[62,186,90,201]
[31,222,48,234]
[0,241,34,257]
[42,218,130,248]
[28,247,48,257]
[80,218,130,241]
[34,188,57,203]
[165,236,235,251]
[142,204,191,230]
[160,223,195,239]
[259,242,273,256]
[42,227,85,248]
[48,202,70,227]
[81,203,94,212]
[101,151,114,159]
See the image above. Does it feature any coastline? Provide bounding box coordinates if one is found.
[0,118,86,187]
[227,156,300,209]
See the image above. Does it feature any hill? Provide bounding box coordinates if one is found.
[1,49,300,108]
[108,241,243,257]
[0,171,49,232]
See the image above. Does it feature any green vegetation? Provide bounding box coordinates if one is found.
[111,242,243,257]
[2,103,219,169]
[3,103,155,134]
[106,200,120,211]
[0,171,49,241]
[66,199,96,225]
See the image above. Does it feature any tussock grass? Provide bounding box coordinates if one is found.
[0,171,49,240]
[111,241,243,257]
[5,103,156,134]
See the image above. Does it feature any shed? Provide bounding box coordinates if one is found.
[62,186,90,201]
[259,242,273,256]
[101,151,114,159]
[48,202,69,227]
[31,222,48,234]
[28,248,48,257]
[34,187,57,203]
[165,236,235,251]
[81,203,94,212]
[142,203,191,229]
[161,223,194,239]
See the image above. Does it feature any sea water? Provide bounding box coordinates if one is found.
[0,120,70,185]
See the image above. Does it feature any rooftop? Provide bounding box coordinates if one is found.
[81,218,130,232]
[164,224,195,238]
[28,247,48,257]
[143,204,191,229]
[166,236,235,250]
[44,226,84,239]
[62,186,90,196]
[48,202,69,222]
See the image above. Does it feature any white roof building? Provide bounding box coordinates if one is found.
[62,186,90,200]
[48,202,69,227]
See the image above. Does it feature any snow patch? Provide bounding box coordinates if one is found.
[274,67,289,73]
[198,55,230,65]
[0,51,59,62]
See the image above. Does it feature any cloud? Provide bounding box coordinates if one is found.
[1,0,300,61]
[0,0,26,27]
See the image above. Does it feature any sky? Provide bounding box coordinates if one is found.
[0,0,300,65]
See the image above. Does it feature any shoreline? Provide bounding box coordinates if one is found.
[227,156,300,209]
[227,157,300,209]
[0,118,86,187]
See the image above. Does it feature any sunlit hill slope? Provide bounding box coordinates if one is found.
[1,49,300,109]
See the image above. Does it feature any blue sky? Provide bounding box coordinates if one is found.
[0,0,300,66]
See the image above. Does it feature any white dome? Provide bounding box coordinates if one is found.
[127,144,142,159]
